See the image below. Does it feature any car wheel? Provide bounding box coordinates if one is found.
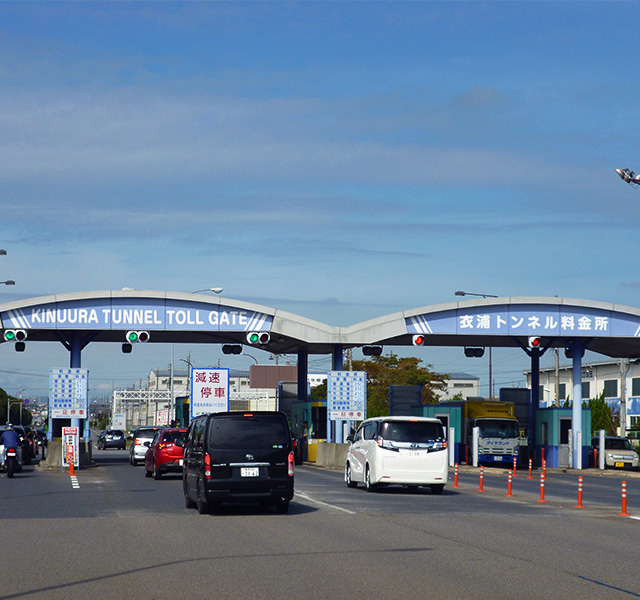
[430,484,445,495]
[345,463,358,488]
[275,499,290,514]
[365,466,376,492]
[153,461,162,480]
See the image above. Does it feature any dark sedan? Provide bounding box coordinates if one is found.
[97,429,127,450]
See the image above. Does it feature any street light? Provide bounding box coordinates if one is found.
[191,287,223,294]
[455,290,498,399]
[455,290,498,299]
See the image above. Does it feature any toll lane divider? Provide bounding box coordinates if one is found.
[451,466,633,517]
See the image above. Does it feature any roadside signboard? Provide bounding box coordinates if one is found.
[328,371,366,421]
[190,368,229,419]
[62,426,79,468]
[49,368,89,419]
[155,409,169,426]
[112,413,126,429]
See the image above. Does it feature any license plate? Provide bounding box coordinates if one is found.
[401,450,422,458]
[494,456,503,461]
[241,467,259,477]
[615,462,624,468]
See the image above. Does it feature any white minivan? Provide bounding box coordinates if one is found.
[345,416,448,494]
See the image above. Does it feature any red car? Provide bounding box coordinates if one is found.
[144,428,187,479]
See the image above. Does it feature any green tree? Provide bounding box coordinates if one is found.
[310,380,327,400]
[0,387,32,425]
[586,391,616,436]
[560,391,616,436]
[351,353,447,418]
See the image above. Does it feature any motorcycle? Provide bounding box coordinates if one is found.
[0,444,22,478]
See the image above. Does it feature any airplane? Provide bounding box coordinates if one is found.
[616,168,640,186]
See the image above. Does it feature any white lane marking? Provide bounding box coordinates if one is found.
[70,475,80,489]
[295,492,355,514]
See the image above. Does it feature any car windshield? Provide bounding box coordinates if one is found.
[477,419,519,439]
[135,429,161,439]
[378,420,445,443]
[605,438,633,450]
[162,431,186,444]
[108,430,123,436]
[208,416,289,450]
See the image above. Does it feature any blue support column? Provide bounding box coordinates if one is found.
[297,349,308,404]
[571,340,584,470]
[530,347,540,465]
[69,333,84,439]
[329,345,344,444]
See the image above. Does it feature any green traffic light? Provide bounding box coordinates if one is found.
[127,332,138,342]
[248,333,259,344]
[4,330,15,341]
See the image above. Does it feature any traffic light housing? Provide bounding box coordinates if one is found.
[246,331,270,345]
[4,330,27,351]
[222,344,243,355]
[3,329,26,343]
[528,336,542,349]
[362,345,382,356]
[412,334,426,346]
[125,331,150,343]
[464,347,485,358]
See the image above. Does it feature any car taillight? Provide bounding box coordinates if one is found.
[158,443,170,449]
[288,451,294,476]
[135,439,142,445]
[204,452,211,480]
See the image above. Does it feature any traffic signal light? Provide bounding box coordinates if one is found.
[222,344,243,355]
[125,331,150,343]
[528,336,542,349]
[3,329,26,342]
[464,347,485,358]
[362,345,382,356]
[246,331,270,345]
[412,334,425,346]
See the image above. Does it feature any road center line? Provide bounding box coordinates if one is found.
[295,492,355,514]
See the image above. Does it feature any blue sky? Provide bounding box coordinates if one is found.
[1,1,640,401]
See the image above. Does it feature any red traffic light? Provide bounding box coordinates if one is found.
[412,334,425,346]
[528,336,542,349]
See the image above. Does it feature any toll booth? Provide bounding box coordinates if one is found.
[415,404,463,464]
[290,399,327,461]
[535,407,591,468]
[174,396,189,427]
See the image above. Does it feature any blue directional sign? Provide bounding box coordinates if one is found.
[49,368,89,419]
[328,371,366,421]
[406,304,640,338]
[1,298,273,333]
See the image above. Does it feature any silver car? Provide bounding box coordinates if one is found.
[592,436,639,470]
[129,427,164,465]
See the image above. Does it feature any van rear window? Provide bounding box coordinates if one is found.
[208,416,289,450]
[379,421,444,443]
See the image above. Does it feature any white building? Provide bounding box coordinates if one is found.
[526,359,640,431]
[439,372,480,401]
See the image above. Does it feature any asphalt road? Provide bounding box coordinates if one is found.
[1,450,639,600]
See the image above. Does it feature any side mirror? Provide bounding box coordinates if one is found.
[143,441,151,447]
[346,434,354,443]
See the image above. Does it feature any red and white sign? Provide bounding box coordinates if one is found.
[62,427,79,468]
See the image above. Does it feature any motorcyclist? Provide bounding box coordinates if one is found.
[1,423,22,465]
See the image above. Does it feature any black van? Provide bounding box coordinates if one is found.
[182,411,294,514]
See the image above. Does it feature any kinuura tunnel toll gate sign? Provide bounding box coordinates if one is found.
[1,296,272,332]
